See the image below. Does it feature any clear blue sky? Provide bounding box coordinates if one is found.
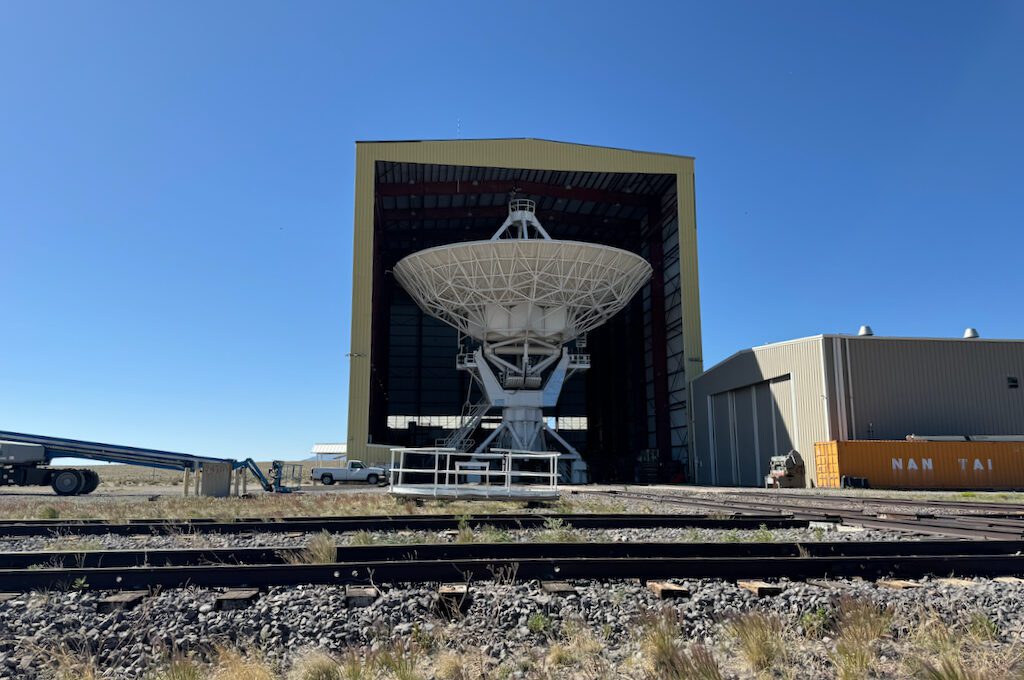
[1,2,1021,460]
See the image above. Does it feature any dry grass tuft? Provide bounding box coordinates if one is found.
[338,649,373,680]
[433,651,486,680]
[537,517,582,543]
[476,525,513,543]
[641,609,722,680]
[284,531,338,565]
[544,621,606,673]
[455,516,474,544]
[377,642,421,680]
[831,597,893,680]
[212,647,276,680]
[901,610,1024,680]
[912,656,986,680]
[967,611,999,642]
[288,650,343,680]
[153,656,205,680]
[49,645,100,680]
[726,611,784,673]
[349,530,376,546]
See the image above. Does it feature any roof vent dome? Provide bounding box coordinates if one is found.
[963,327,980,339]
[857,325,874,337]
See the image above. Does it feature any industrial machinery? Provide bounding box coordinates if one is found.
[393,199,652,485]
[0,431,296,495]
[267,461,302,493]
[764,450,805,489]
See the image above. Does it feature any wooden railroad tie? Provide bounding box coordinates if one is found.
[806,579,858,590]
[345,585,379,608]
[646,581,690,600]
[215,588,261,611]
[995,576,1024,585]
[738,580,783,597]
[877,579,922,590]
[437,584,471,618]
[540,581,577,596]
[0,593,20,604]
[97,591,148,613]
[937,578,978,588]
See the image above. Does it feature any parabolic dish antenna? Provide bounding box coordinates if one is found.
[393,199,653,483]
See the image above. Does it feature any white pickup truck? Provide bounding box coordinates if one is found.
[311,460,386,486]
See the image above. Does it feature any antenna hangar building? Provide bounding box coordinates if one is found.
[346,139,703,482]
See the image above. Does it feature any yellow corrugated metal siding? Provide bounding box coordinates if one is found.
[347,139,701,460]
[690,336,830,487]
[815,440,1024,490]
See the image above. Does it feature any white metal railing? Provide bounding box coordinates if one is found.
[509,198,536,214]
[388,447,558,498]
[568,353,591,369]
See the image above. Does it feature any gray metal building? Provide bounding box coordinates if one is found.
[690,333,1024,487]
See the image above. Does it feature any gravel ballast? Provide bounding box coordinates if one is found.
[2,576,1024,678]
[0,524,903,553]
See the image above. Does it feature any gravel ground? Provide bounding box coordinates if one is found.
[2,575,1023,678]
[0,524,903,553]
[0,489,1007,678]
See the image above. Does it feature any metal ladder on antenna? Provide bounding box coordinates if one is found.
[438,400,491,451]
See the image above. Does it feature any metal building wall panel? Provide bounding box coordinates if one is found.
[350,139,701,463]
[815,440,1024,490]
[753,382,775,481]
[845,339,1024,440]
[731,387,759,486]
[769,377,795,455]
[711,392,733,484]
[690,337,830,486]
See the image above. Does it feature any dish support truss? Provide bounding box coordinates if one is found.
[455,346,590,484]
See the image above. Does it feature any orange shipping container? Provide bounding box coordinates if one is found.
[814,440,1024,490]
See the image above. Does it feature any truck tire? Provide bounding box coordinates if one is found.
[51,470,84,496]
[81,470,100,494]
[320,474,335,485]
[366,474,379,485]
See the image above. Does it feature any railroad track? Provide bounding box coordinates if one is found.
[3,540,1024,591]
[0,513,808,537]
[3,539,1023,569]
[592,491,1024,540]
[712,491,1024,516]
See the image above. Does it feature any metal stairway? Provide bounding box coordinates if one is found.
[438,400,491,451]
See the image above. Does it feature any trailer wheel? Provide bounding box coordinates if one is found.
[80,470,100,494]
[51,470,84,496]
[366,474,379,485]
[320,474,335,485]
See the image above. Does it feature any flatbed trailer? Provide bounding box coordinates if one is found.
[0,430,290,496]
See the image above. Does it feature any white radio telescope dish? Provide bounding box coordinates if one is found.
[393,200,652,345]
[392,199,653,484]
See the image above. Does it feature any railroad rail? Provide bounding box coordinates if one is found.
[712,491,1024,516]
[0,513,810,537]
[3,540,1024,591]
[2,539,1023,570]
[591,491,1024,540]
